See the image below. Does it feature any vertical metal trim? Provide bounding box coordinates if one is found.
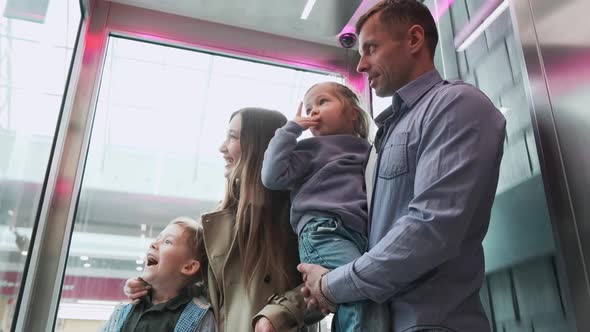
[508,0,590,330]
[508,269,521,322]
[485,277,498,332]
[13,1,111,331]
[9,7,87,332]
[79,0,89,18]
[522,130,534,174]
[433,0,447,78]
[550,256,568,318]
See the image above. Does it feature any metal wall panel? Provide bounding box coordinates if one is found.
[510,0,590,330]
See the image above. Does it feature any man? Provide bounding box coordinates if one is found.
[298,1,506,331]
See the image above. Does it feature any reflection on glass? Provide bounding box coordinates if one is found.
[0,0,81,329]
[371,89,392,119]
[54,37,343,331]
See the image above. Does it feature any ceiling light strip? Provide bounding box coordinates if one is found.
[455,0,509,52]
[300,0,317,20]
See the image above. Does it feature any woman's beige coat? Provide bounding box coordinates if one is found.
[202,209,315,332]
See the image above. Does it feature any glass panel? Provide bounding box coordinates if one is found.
[0,0,81,329]
[371,89,392,119]
[370,1,573,331]
[54,37,343,330]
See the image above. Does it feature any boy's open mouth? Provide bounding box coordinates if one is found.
[147,255,159,267]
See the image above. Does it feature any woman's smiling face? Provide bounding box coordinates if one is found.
[219,114,242,178]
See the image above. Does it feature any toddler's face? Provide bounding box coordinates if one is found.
[303,83,357,137]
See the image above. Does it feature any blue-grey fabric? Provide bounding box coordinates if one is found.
[262,121,370,236]
[101,296,214,332]
[326,70,506,332]
[298,216,388,332]
[120,289,192,332]
[174,299,214,332]
[101,304,133,332]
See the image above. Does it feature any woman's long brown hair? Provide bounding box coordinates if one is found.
[218,108,297,293]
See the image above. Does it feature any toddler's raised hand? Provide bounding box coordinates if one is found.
[293,102,319,130]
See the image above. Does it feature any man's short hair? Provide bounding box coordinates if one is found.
[355,0,439,57]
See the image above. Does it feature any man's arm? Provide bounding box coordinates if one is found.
[261,121,311,190]
[326,86,506,304]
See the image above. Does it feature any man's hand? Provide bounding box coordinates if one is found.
[254,317,275,332]
[293,102,319,130]
[124,277,150,305]
[297,263,337,315]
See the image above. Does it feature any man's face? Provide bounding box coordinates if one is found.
[357,13,412,97]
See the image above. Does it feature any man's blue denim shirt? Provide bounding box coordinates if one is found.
[326,70,506,332]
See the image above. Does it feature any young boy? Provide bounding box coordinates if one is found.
[101,217,215,332]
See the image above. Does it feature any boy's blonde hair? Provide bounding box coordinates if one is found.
[305,82,370,140]
[170,217,208,282]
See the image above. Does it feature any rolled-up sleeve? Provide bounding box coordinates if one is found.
[253,283,324,331]
[326,86,506,303]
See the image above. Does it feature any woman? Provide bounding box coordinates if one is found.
[125,108,318,331]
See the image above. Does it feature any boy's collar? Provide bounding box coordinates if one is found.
[142,287,192,310]
[165,288,192,310]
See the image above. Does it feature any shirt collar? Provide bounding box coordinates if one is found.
[374,70,443,127]
[142,287,192,311]
[396,69,442,109]
[166,287,192,310]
